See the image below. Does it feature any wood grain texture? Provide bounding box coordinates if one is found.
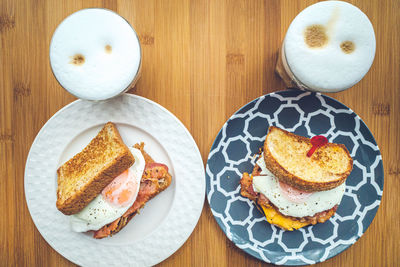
[1,0,399,266]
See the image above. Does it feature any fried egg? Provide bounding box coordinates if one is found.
[70,147,145,232]
[252,154,346,218]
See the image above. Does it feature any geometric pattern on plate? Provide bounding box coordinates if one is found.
[206,90,383,265]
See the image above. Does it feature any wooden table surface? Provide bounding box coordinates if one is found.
[1,0,399,266]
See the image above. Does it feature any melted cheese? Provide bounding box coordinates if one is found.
[260,204,309,231]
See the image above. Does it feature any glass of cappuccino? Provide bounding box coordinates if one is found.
[50,9,141,101]
[276,1,376,93]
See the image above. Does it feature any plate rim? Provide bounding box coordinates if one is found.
[24,93,205,266]
[205,89,384,265]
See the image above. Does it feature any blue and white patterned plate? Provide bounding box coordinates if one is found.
[205,90,383,265]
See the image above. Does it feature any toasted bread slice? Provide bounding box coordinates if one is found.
[264,126,352,192]
[56,122,135,215]
[93,142,172,238]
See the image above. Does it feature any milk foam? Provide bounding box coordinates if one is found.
[283,1,376,92]
[50,9,141,100]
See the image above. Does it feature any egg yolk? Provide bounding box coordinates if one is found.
[102,169,138,207]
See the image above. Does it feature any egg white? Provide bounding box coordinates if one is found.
[252,154,346,218]
[70,147,145,232]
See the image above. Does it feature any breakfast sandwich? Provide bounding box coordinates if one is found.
[56,122,171,238]
[240,126,353,231]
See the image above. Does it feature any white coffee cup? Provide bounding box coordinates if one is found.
[50,8,141,100]
[276,1,376,93]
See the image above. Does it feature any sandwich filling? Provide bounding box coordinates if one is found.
[70,147,145,232]
[93,161,170,239]
[240,153,345,230]
[253,154,345,218]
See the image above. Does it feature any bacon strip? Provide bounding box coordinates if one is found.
[93,159,170,239]
[93,217,121,239]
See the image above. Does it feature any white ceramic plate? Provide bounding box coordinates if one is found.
[24,94,205,266]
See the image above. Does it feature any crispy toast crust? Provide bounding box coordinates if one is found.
[264,126,353,192]
[56,122,135,215]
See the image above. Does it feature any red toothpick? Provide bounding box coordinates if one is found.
[307,135,328,157]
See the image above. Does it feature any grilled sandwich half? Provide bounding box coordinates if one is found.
[240,126,353,231]
[56,122,135,215]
